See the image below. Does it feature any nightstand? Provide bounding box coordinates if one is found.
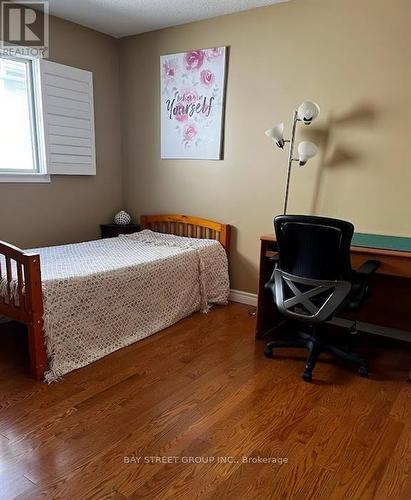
[100,223,140,239]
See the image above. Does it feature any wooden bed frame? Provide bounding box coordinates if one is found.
[140,214,230,254]
[0,214,230,381]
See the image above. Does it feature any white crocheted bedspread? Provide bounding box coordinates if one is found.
[1,230,229,382]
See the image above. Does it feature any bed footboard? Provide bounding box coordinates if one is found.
[0,241,46,380]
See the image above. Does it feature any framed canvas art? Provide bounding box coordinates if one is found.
[160,46,227,160]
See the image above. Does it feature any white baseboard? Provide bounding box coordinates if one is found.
[229,289,258,306]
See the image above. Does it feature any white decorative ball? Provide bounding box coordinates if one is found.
[114,210,131,225]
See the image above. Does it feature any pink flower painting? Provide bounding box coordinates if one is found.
[184,50,205,70]
[200,69,215,87]
[206,47,224,61]
[183,124,197,141]
[163,58,178,85]
[174,106,188,122]
[161,46,226,159]
[182,88,198,103]
[173,88,198,122]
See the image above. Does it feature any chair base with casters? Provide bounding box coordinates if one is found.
[264,326,369,382]
[264,215,380,383]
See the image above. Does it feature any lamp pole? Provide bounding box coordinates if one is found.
[283,110,298,215]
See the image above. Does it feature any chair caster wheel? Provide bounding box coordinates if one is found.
[358,365,368,378]
[264,348,273,358]
[302,371,312,382]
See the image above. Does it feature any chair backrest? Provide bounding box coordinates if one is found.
[271,215,354,323]
[274,215,354,281]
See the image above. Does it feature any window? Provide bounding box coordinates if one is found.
[0,55,40,174]
[0,55,96,182]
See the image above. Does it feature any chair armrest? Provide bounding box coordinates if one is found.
[264,255,279,292]
[355,259,380,277]
[349,260,380,311]
[269,254,280,264]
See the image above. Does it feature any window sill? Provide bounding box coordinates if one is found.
[0,174,50,183]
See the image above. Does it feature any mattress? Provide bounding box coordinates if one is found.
[1,230,230,381]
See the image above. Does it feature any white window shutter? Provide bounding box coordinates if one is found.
[39,60,96,175]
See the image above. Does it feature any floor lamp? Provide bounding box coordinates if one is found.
[265,101,320,214]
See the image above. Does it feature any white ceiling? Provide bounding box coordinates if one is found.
[47,0,289,38]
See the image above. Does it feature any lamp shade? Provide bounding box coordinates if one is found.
[265,123,285,148]
[297,101,320,125]
[298,141,318,166]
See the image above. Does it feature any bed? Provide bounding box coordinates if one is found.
[0,214,230,382]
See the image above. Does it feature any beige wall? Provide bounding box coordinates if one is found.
[1,0,410,293]
[0,15,123,248]
[119,0,411,293]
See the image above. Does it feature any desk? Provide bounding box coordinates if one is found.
[256,234,411,376]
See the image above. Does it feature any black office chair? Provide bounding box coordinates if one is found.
[264,215,380,382]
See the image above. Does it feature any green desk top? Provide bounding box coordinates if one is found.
[352,233,411,253]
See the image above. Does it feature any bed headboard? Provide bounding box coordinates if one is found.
[140,214,231,255]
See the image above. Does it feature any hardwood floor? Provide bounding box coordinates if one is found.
[0,303,410,500]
